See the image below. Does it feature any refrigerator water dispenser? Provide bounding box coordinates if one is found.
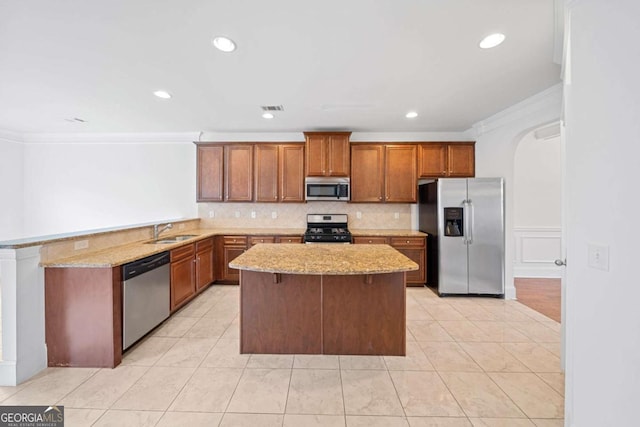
[444,207,463,236]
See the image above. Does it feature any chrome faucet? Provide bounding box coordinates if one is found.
[153,223,173,240]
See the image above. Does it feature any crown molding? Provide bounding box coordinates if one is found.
[0,129,25,144]
[470,84,562,137]
[21,132,202,144]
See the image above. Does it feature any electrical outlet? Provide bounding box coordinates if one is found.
[251,211,256,219]
[588,244,609,271]
[208,210,214,218]
[394,212,400,220]
[235,211,240,218]
[271,211,277,219]
[74,240,89,250]
[356,211,362,219]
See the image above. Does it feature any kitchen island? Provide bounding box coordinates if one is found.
[229,243,418,356]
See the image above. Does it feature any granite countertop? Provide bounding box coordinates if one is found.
[40,227,425,268]
[42,228,306,268]
[229,243,418,275]
[350,229,427,237]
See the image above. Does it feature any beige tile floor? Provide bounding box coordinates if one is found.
[0,285,564,427]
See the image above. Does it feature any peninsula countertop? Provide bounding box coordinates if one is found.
[229,243,419,275]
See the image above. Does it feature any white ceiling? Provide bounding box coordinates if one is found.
[0,0,561,134]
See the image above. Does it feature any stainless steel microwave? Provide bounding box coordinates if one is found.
[305,177,350,201]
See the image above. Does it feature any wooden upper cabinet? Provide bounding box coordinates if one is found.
[279,144,305,202]
[385,145,417,203]
[351,144,416,203]
[254,144,304,202]
[304,132,351,177]
[254,145,279,202]
[225,145,253,201]
[418,142,475,178]
[447,143,475,177]
[197,145,224,202]
[418,143,447,177]
[351,144,385,202]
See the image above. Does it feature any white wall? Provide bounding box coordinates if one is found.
[564,1,640,425]
[472,84,562,298]
[0,132,24,240]
[514,133,561,227]
[513,132,562,278]
[20,134,197,237]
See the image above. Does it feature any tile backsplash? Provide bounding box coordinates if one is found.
[197,202,413,229]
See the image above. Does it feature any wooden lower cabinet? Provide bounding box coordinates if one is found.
[353,235,427,286]
[218,236,248,283]
[277,235,304,243]
[170,245,196,311]
[171,238,215,311]
[195,238,214,292]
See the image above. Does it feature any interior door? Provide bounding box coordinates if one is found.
[467,178,505,295]
[437,179,469,294]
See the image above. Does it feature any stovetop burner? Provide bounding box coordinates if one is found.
[303,214,352,243]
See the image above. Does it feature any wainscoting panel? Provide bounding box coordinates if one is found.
[514,227,562,278]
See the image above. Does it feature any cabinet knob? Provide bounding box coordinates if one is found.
[368,240,372,243]
[378,196,382,200]
[406,240,410,243]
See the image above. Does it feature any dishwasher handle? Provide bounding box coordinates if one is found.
[123,251,170,281]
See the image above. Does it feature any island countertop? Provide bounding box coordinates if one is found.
[229,243,418,275]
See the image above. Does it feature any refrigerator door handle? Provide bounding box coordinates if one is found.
[462,199,470,244]
[467,199,474,244]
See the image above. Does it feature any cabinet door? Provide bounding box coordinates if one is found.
[254,145,279,202]
[327,134,350,176]
[447,143,475,177]
[225,145,253,201]
[305,134,327,176]
[171,255,195,311]
[418,143,447,178]
[195,239,214,292]
[350,145,384,202]
[197,145,224,201]
[394,247,426,285]
[221,246,245,282]
[385,145,417,203]
[279,144,305,202]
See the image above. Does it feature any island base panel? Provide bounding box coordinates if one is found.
[239,271,406,355]
[240,271,322,354]
[323,273,406,356]
[45,267,122,368]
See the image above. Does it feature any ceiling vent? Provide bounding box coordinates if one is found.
[261,105,284,111]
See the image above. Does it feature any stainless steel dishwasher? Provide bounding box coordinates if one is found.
[122,251,171,350]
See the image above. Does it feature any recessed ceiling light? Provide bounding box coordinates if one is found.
[262,113,274,119]
[405,111,418,119]
[153,90,172,99]
[212,36,236,52]
[479,33,506,49]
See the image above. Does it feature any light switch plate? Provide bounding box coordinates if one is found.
[208,210,214,218]
[394,212,400,220]
[271,211,277,219]
[234,211,240,218]
[356,211,362,219]
[251,211,256,219]
[588,244,609,271]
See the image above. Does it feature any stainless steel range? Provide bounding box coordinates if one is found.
[303,214,352,243]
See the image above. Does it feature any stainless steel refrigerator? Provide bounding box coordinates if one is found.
[419,178,505,296]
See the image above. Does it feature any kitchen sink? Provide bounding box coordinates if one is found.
[146,234,198,244]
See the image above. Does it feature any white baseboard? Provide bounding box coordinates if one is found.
[514,265,562,278]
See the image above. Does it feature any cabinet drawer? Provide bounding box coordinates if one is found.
[389,237,425,247]
[223,236,248,246]
[277,236,303,244]
[195,237,213,252]
[171,243,195,261]
[353,236,388,245]
[250,236,276,245]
